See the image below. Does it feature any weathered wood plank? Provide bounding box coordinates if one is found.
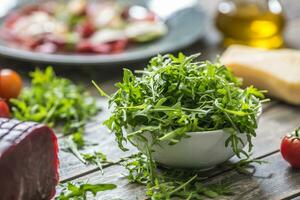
[58,124,138,181]
[247,103,300,158]
[57,164,147,200]
[203,153,300,200]
[290,195,300,200]
[58,152,300,200]
[58,102,300,182]
[281,192,300,200]
[57,102,300,199]
[58,98,138,181]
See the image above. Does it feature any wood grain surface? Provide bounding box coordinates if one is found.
[56,99,300,199]
[1,0,300,199]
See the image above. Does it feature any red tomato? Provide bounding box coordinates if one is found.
[0,69,23,100]
[4,12,21,29]
[0,100,10,118]
[92,43,112,54]
[111,40,128,53]
[280,129,300,168]
[77,21,95,38]
[76,41,94,53]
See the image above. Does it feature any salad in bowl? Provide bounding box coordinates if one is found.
[95,53,265,169]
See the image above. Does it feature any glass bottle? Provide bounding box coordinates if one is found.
[215,0,285,49]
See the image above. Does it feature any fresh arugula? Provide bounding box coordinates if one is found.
[10,67,99,148]
[63,138,109,174]
[82,151,108,174]
[96,53,265,158]
[94,53,266,199]
[56,181,117,200]
[63,137,87,164]
[122,153,233,199]
[228,156,267,175]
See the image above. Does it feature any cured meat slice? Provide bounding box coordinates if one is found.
[0,118,59,200]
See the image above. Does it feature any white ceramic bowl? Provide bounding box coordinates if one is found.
[151,130,247,169]
[132,107,261,169]
[134,130,247,169]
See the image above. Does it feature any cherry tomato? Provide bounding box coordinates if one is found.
[280,128,300,168]
[0,100,10,118]
[0,69,23,100]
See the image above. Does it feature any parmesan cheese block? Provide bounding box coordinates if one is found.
[220,45,300,105]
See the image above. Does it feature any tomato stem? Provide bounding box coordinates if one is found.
[294,127,300,138]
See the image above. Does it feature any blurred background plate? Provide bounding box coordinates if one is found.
[0,0,206,66]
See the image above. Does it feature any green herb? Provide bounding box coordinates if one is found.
[95,53,264,158]
[94,53,265,199]
[63,138,109,174]
[10,67,99,148]
[82,151,107,174]
[122,153,233,200]
[56,181,117,200]
[230,156,268,175]
[291,127,300,139]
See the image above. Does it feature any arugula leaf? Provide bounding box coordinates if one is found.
[229,156,268,175]
[10,67,99,148]
[82,151,107,175]
[63,137,87,164]
[95,53,266,199]
[56,182,117,200]
[122,153,233,200]
[97,53,264,158]
[63,137,109,175]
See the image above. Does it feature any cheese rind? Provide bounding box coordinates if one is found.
[221,45,300,105]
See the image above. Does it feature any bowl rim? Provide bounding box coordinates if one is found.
[186,129,226,136]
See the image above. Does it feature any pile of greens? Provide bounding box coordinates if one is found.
[10,67,99,148]
[95,53,266,199]
[122,153,233,199]
[99,53,265,158]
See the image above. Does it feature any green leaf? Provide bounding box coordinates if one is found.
[92,80,109,98]
[10,67,100,149]
[158,127,187,141]
[81,183,117,195]
[97,53,265,199]
[56,182,117,200]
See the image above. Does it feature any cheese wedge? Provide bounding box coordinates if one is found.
[220,45,300,105]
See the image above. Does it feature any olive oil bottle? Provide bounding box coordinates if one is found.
[216,0,285,49]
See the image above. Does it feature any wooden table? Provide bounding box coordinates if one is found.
[2,0,300,199]
[55,1,300,199]
[57,99,300,200]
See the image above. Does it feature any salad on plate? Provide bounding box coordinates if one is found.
[0,0,168,54]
